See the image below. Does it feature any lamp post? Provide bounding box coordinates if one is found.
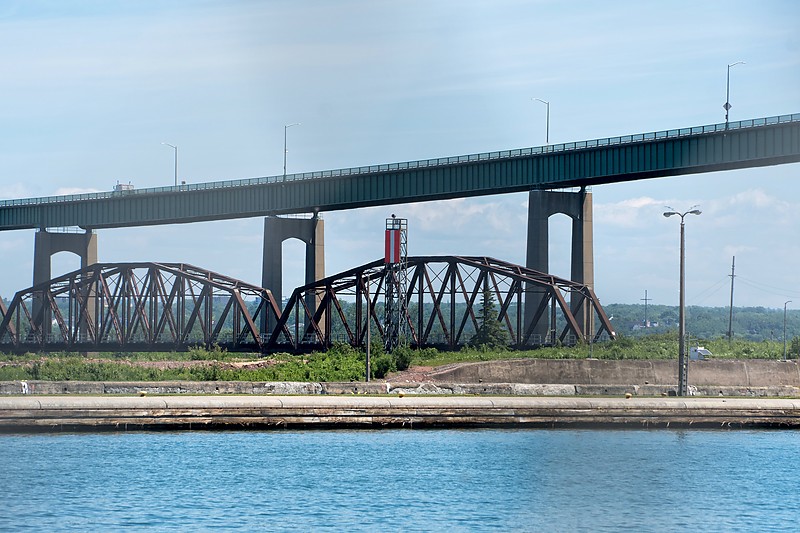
[283,123,301,181]
[161,142,178,186]
[533,98,550,144]
[725,61,745,127]
[365,273,371,382]
[784,300,792,361]
[663,206,702,396]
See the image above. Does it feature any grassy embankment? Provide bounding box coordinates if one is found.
[0,333,796,383]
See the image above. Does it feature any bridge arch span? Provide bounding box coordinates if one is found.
[0,262,284,353]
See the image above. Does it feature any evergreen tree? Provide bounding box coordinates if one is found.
[470,285,508,349]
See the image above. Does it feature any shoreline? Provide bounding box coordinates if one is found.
[3,379,799,398]
[1,395,799,432]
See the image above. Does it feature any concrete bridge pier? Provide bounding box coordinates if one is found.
[525,188,593,343]
[32,229,98,337]
[261,215,325,333]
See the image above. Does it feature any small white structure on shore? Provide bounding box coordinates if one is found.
[690,346,712,361]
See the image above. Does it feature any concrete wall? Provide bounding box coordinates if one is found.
[3,396,800,430]
[427,359,800,387]
[2,360,799,398]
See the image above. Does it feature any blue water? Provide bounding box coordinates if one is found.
[1,429,798,532]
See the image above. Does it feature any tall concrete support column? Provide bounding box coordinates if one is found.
[525,192,551,343]
[261,215,325,331]
[570,188,593,336]
[32,230,98,335]
[524,188,594,343]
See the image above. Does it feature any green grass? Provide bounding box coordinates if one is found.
[0,344,250,363]
[0,333,797,382]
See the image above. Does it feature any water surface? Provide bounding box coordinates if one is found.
[1,429,798,531]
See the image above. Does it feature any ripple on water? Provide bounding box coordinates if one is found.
[0,429,798,532]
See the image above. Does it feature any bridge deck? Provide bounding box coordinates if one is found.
[1,113,799,230]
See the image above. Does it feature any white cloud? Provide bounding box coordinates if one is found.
[53,187,103,196]
[595,196,663,228]
[0,183,30,199]
[714,188,793,213]
[402,197,524,235]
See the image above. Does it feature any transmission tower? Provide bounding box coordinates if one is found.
[384,215,408,351]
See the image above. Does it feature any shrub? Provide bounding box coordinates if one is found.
[393,346,414,371]
[371,354,395,379]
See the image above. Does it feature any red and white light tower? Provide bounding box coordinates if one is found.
[384,215,408,350]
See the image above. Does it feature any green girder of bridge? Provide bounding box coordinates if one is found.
[2,113,799,231]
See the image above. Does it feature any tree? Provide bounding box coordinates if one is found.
[469,285,508,349]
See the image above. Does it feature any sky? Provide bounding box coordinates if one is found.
[1,0,799,310]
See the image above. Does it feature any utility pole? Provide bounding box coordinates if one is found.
[365,273,371,382]
[641,290,652,327]
[784,301,792,361]
[161,142,178,186]
[727,256,736,344]
[283,123,301,181]
[664,206,701,397]
[725,61,745,127]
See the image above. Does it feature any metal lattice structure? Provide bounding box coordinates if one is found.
[270,256,615,352]
[384,216,408,350]
[0,257,615,354]
[0,263,284,353]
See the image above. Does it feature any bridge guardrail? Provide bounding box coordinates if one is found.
[2,113,798,209]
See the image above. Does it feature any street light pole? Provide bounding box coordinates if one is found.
[784,300,792,361]
[533,98,550,144]
[161,142,178,186]
[365,273,371,382]
[664,206,702,396]
[725,61,745,127]
[283,123,301,181]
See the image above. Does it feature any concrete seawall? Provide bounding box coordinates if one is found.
[1,396,799,431]
[4,359,799,398]
[2,379,799,398]
[0,359,800,397]
[426,358,800,387]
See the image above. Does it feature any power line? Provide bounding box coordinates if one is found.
[691,276,729,305]
[736,276,800,298]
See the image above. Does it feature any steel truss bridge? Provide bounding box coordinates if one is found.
[0,258,613,353]
[0,263,285,353]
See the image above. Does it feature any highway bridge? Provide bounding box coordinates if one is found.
[1,113,798,230]
[1,113,798,351]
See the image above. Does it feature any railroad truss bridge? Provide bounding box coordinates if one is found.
[0,257,614,354]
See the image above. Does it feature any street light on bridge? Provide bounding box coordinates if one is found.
[161,142,178,186]
[284,123,301,181]
[532,98,550,145]
[663,206,702,396]
[725,61,745,127]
